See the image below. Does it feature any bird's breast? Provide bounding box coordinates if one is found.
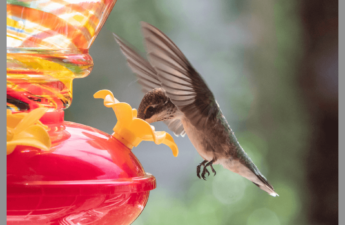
[181,118,217,162]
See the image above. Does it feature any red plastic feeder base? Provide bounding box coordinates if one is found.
[7,112,156,225]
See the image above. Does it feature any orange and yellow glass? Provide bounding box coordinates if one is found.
[7,0,117,112]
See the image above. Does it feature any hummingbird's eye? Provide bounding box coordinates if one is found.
[145,106,156,119]
[147,106,154,113]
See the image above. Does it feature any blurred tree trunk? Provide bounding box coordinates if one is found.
[299,0,338,224]
[246,0,337,224]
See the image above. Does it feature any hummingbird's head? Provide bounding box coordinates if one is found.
[138,88,177,123]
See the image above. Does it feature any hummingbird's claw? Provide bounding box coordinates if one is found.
[210,164,216,176]
[201,167,210,180]
[197,160,208,179]
[205,168,210,177]
[197,165,201,179]
[205,160,217,177]
[197,160,216,180]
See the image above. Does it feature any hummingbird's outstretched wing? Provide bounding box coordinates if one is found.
[141,22,219,129]
[113,34,186,137]
[113,34,160,93]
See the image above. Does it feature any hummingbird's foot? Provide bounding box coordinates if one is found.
[197,160,208,179]
[205,160,217,176]
[201,166,210,180]
[211,165,216,176]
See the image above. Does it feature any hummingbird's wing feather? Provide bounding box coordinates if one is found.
[164,117,186,137]
[141,22,219,129]
[165,118,186,137]
[114,33,186,136]
[113,34,161,93]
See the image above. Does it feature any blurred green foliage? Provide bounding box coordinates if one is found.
[67,0,312,224]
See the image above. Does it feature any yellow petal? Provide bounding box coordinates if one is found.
[13,108,48,135]
[7,113,24,129]
[112,102,134,129]
[130,119,156,142]
[7,138,50,155]
[34,120,49,130]
[94,89,179,157]
[13,125,51,150]
[7,127,14,141]
[104,96,117,107]
[94,90,134,127]
[142,131,179,157]
[132,109,138,119]
[152,131,167,145]
[94,90,119,106]
[160,132,179,157]
[130,120,178,157]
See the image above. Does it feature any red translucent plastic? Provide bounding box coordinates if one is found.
[7,111,156,225]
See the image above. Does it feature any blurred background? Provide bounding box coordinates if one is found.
[65,0,338,224]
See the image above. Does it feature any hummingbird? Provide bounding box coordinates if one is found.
[113,22,278,197]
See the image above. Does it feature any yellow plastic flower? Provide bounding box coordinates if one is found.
[7,108,51,155]
[94,90,179,157]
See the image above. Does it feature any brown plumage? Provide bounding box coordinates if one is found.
[137,88,178,123]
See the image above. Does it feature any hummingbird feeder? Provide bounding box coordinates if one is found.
[6,1,178,224]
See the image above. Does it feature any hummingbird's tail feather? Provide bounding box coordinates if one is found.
[252,174,279,197]
[221,158,279,197]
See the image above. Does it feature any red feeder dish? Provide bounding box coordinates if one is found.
[7,91,178,225]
